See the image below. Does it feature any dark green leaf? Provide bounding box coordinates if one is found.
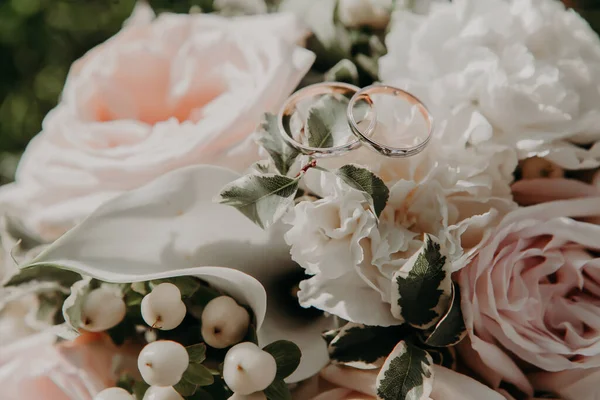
[245,323,259,345]
[423,346,456,370]
[255,113,300,175]
[124,289,144,307]
[150,276,202,298]
[392,235,451,329]
[376,341,433,400]
[264,379,292,400]
[263,340,302,380]
[6,263,81,287]
[326,323,409,367]
[218,174,300,229]
[186,343,207,364]
[183,363,214,387]
[189,284,221,309]
[188,388,215,400]
[336,164,390,217]
[174,378,198,396]
[132,381,150,400]
[306,94,350,149]
[424,283,467,347]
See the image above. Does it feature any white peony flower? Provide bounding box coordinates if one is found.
[337,0,393,29]
[380,0,600,169]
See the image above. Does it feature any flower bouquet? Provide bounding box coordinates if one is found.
[2,0,600,399]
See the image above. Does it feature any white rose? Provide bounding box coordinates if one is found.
[380,0,600,169]
[0,3,314,241]
[338,0,393,29]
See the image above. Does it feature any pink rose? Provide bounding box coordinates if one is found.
[293,364,505,400]
[0,331,139,400]
[0,3,314,241]
[458,196,600,396]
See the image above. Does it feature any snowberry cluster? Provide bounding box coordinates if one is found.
[91,281,279,400]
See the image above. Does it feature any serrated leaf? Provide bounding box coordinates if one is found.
[263,340,302,380]
[424,283,467,347]
[183,363,214,387]
[264,378,292,400]
[217,174,300,229]
[306,94,350,149]
[174,378,198,396]
[186,343,207,364]
[6,263,81,288]
[326,323,409,368]
[336,164,390,217]
[391,235,452,330]
[376,341,434,400]
[62,278,93,330]
[255,113,300,175]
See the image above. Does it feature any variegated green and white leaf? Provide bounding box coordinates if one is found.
[336,164,389,217]
[255,113,300,175]
[325,322,409,369]
[391,235,452,329]
[218,173,299,229]
[424,283,467,347]
[376,341,434,400]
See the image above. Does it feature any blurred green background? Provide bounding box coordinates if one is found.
[0,0,598,184]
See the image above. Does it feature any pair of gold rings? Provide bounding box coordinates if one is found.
[277,82,434,158]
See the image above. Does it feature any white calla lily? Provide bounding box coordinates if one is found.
[19,165,330,383]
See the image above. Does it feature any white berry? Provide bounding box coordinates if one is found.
[94,387,134,400]
[138,340,189,387]
[223,342,277,395]
[141,283,186,330]
[81,287,126,332]
[201,296,250,349]
[228,392,267,400]
[143,386,183,400]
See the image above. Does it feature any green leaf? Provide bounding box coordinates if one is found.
[186,343,207,364]
[326,323,409,368]
[61,278,93,331]
[6,263,81,288]
[376,341,434,400]
[392,235,451,329]
[218,174,300,229]
[264,379,292,400]
[183,363,214,387]
[174,378,198,397]
[132,381,150,400]
[263,340,302,380]
[324,59,359,85]
[150,276,202,298]
[124,289,144,307]
[255,113,300,175]
[130,281,149,295]
[335,164,390,217]
[424,283,467,347]
[306,94,350,149]
[245,323,259,345]
[424,346,456,370]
